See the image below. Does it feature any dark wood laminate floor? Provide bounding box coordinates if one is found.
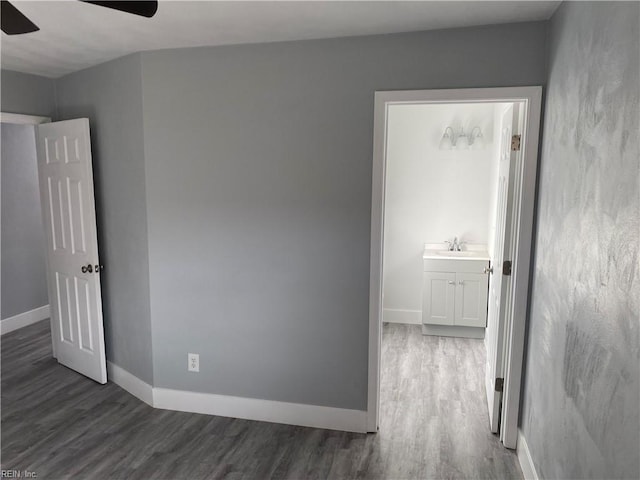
[1,321,522,479]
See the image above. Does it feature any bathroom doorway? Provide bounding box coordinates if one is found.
[367,87,542,450]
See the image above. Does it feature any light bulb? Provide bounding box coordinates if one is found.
[456,132,469,149]
[470,127,484,149]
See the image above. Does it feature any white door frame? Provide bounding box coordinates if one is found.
[0,112,51,125]
[367,87,542,449]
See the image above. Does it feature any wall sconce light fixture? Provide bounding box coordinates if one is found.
[439,126,484,150]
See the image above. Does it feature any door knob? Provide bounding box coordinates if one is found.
[484,267,494,274]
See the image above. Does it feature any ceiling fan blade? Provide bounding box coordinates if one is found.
[1,0,39,35]
[80,1,158,18]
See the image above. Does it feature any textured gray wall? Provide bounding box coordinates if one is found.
[1,70,56,118]
[55,54,154,383]
[522,3,639,479]
[1,123,48,319]
[141,23,547,409]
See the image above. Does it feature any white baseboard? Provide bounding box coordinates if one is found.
[517,429,539,480]
[383,308,422,325]
[1,305,50,335]
[107,361,154,406]
[154,388,367,433]
[108,363,367,433]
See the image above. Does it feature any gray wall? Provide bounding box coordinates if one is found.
[1,70,56,118]
[141,22,547,409]
[521,2,639,479]
[1,123,48,319]
[55,54,154,384]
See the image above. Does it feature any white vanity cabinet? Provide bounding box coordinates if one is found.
[422,253,489,338]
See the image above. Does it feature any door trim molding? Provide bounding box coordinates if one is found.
[0,113,51,124]
[0,305,50,335]
[368,87,542,446]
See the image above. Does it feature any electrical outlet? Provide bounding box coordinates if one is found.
[188,353,199,372]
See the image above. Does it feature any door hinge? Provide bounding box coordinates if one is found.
[495,378,504,392]
[503,260,512,276]
[511,134,521,151]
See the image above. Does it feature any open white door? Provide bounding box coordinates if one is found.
[485,104,519,433]
[36,118,107,384]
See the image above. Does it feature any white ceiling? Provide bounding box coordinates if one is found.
[1,0,560,79]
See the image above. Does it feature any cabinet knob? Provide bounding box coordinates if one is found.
[484,267,494,274]
[448,281,455,285]
[458,280,464,285]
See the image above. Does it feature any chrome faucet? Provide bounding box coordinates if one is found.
[445,237,465,251]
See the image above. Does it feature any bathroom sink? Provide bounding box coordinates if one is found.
[422,244,490,261]
[437,251,478,257]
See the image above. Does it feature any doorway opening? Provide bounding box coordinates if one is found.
[367,87,542,450]
[0,112,107,384]
[0,113,50,335]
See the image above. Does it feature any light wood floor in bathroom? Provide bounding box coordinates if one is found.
[1,321,522,479]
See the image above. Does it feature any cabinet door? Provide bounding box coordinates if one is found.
[423,272,456,325]
[454,273,489,327]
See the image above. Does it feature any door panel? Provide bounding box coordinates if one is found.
[485,104,519,433]
[36,118,106,384]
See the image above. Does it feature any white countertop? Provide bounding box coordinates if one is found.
[423,243,490,261]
